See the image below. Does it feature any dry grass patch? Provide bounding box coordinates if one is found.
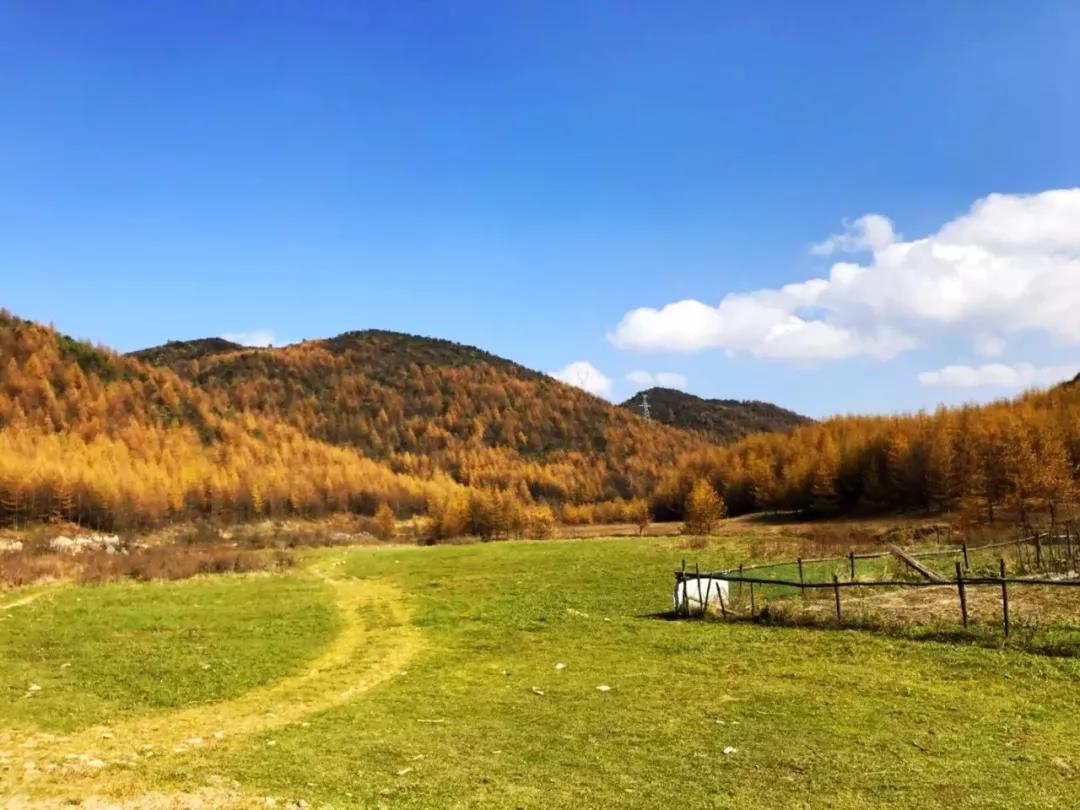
[0,546,293,588]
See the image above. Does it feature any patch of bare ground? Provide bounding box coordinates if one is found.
[556,522,682,539]
[5,786,264,809]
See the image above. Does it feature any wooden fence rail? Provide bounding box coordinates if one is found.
[675,571,1080,589]
[675,531,1080,637]
[717,530,1074,577]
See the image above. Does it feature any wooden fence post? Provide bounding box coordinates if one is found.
[699,565,708,617]
[695,563,704,618]
[749,581,756,618]
[955,561,968,628]
[1035,534,1043,569]
[999,558,1009,638]
[738,563,744,609]
[962,542,970,571]
[832,574,841,623]
[680,559,686,617]
[849,551,856,581]
[716,581,727,619]
[797,557,805,596]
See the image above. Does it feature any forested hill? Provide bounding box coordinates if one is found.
[0,311,713,529]
[620,387,809,444]
[6,310,1076,534]
[129,329,705,471]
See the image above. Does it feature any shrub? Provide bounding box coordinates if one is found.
[522,504,557,539]
[683,479,726,536]
[374,502,397,540]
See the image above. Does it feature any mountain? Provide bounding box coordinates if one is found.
[0,311,709,531]
[620,387,809,444]
[129,330,706,485]
[3,310,1078,533]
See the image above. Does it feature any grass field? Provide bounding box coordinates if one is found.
[3,534,1080,808]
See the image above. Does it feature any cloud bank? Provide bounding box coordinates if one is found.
[918,363,1078,389]
[609,189,1080,364]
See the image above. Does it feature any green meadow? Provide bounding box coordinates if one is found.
[3,535,1080,808]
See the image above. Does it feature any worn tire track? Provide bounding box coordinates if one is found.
[2,556,421,804]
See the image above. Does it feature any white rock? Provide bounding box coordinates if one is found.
[596,685,611,692]
[554,663,566,671]
[49,534,122,555]
[27,684,42,692]
[723,746,737,755]
[531,686,545,696]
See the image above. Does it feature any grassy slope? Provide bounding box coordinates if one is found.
[134,537,1080,809]
[0,575,338,733]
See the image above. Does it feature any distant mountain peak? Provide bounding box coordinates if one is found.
[129,337,246,365]
[620,386,808,444]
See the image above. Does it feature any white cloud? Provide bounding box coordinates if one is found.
[609,296,913,360]
[810,213,897,255]
[626,370,689,389]
[656,371,688,389]
[551,361,613,398]
[917,363,1078,389]
[609,188,1080,363]
[973,334,1006,358]
[222,329,276,347]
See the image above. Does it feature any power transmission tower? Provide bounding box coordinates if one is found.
[640,392,651,420]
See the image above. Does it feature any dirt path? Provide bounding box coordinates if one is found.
[3,555,422,806]
[0,587,60,611]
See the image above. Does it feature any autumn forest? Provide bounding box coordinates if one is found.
[1,310,1078,536]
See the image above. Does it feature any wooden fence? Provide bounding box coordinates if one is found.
[674,527,1080,638]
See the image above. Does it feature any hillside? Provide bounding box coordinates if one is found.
[129,329,708,496]
[129,336,244,366]
[0,311,709,531]
[650,381,1080,521]
[4,310,1077,533]
[620,387,809,443]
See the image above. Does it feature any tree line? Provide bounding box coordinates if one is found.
[1,311,1077,533]
[653,384,1079,529]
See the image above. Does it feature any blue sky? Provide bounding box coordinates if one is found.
[2,1,1078,417]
